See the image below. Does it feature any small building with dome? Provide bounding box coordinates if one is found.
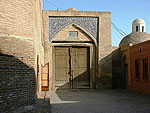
[132,18,146,33]
[117,18,150,93]
[119,18,150,47]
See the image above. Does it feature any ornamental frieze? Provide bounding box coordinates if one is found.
[49,17,99,42]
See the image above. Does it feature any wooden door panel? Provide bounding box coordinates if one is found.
[42,81,48,86]
[72,47,90,88]
[42,73,48,79]
[41,63,49,91]
[55,47,70,88]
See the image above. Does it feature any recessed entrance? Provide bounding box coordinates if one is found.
[55,47,90,89]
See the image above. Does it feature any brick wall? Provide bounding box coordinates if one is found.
[0,0,34,38]
[0,0,45,92]
[32,0,44,92]
[130,40,150,93]
[0,0,46,112]
[98,13,112,88]
[112,48,126,88]
[0,35,36,112]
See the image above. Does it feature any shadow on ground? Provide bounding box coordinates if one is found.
[50,89,150,113]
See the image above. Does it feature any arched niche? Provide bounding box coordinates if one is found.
[51,24,97,46]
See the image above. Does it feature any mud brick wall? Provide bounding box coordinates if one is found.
[0,0,34,38]
[112,48,125,88]
[98,13,112,88]
[130,40,150,93]
[0,35,36,113]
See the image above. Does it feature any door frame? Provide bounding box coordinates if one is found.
[51,43,96,90]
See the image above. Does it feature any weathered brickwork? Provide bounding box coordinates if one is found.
[0,35,35,67]
[130,40,150,93]
[98,13,112,88]
[0,0,34,38]
[119,39,150,94]
[0,0,45,90]
[119,45,131,88]
[0,0,46,112]
[0,35,36,113]
[112,47,126,88]
[32,0,45,92]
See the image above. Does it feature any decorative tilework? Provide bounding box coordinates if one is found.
[49,17,99,42]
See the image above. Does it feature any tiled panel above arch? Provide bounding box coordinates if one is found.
[49,17,99,42]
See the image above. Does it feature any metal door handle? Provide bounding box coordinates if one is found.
[71,70,73,75]
[68,70,73,76]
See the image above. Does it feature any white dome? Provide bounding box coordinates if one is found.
[65,8,78,11]
[132,18,146,33]
[133,18,145,24]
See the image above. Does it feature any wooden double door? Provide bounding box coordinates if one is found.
[55,47,90,89]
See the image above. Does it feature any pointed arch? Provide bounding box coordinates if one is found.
[50,23,97,46]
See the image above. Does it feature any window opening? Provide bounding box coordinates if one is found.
[143,58,148,80]
[142,26,144,32]
[69,31,78,38]
[135,59,140,79]
[136,26,139,32]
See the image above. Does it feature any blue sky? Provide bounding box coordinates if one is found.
[43,0,150,46]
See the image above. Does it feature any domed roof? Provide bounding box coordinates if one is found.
[133,18,145,24]
[65,8,78,11]
[119,32,150,47]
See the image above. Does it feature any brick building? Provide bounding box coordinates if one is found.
[41,8,112,91]
[0,1,112,112]
[130,40,150,93]
[1,0,149,112]
[0,0,48,112]
[118,18,150,93]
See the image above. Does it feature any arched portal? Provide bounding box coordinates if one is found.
[50,24,97,90]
